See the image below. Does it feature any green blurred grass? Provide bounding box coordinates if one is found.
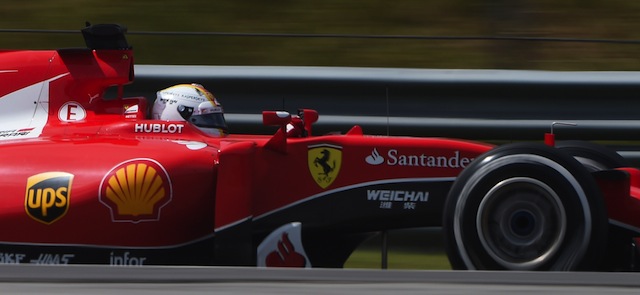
[345,249,451,270]
[3,1,640,70]
[344,228,451,270]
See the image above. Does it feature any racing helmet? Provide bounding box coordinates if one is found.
[152,84,228,136]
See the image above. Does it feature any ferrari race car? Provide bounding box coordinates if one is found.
[1,24,639,271]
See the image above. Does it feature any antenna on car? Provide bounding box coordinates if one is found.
[544,121,577,147]
[385,87,390,136]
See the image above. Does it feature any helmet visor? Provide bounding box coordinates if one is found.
[189,112,227,130]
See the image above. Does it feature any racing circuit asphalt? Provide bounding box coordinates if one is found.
[1,264,640,294]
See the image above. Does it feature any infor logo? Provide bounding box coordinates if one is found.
[25,172,73,224]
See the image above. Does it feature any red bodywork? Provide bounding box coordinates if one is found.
[0,31,494,266]
[1,25,639,267]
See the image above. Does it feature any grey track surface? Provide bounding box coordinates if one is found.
[1,265,640,294]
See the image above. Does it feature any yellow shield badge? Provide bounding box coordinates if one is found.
[308,144,342,189]
[25,172,74,225]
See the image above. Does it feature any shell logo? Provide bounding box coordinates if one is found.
[99,159,172,223]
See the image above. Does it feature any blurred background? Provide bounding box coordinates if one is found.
[3,1,640,270]
[3,0,640,70]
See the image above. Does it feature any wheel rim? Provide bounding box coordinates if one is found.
[476,177,567,270]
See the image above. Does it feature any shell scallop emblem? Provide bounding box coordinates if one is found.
[99,159,172,223]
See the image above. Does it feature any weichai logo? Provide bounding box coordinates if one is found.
[99,159,172,223]
[24,172,73,224]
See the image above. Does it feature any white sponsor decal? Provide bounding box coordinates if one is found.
[134,123,185,134]
[173,140,207,150]
[0,127,34,138]
[366,149,473,168]
[367,190,429,210]
[0,252,75,265]
[365,148,384,165]
[367,190,429,202]
[58,101,86,122]
[0,252,27,264]
[257,222,311,268]
[160,91,206,103]
[110,251,147,266]
[124,105,139,114]
[29,253,74,265]
[124,105,139,119]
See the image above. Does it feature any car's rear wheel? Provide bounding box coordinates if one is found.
[556,140,637,271]
[443,143,608,271]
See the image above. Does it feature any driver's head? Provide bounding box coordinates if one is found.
[152,84,228,137]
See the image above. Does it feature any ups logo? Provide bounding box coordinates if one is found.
[25,172,73,224]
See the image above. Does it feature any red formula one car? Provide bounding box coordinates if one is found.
[1,24,639,271]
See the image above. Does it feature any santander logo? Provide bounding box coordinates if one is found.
[365,148,385,165]
[365,148,473,168]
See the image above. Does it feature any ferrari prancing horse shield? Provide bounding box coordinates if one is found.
[308,144,342,189]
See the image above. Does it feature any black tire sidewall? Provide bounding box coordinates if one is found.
[557,140,637,270]
[443,143,608,271]
[556,140,628,171]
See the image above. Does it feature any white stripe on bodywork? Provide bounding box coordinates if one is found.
[0,232,216,250]
[0,73,68,140]
[214,216,252,232]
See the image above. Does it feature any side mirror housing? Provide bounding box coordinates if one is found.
[262,111,291,154]
[262,111,292,127]
[300,109,318,136]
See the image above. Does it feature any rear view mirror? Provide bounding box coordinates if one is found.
[262,111,292,127]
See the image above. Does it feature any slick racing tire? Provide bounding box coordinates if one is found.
[443,143,608,271]
[557,141,636,271]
